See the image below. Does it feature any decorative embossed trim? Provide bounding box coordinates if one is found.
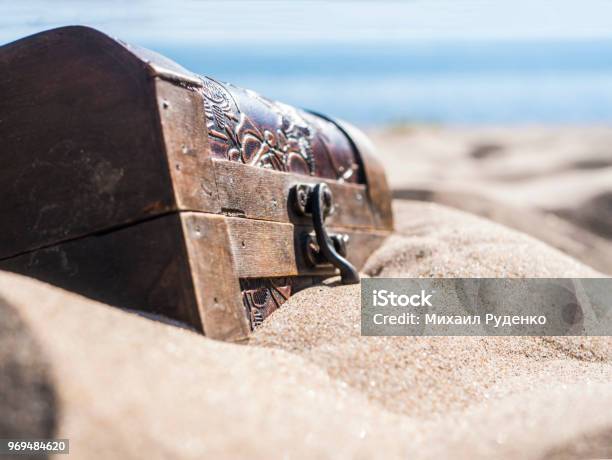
[199,76,361,182]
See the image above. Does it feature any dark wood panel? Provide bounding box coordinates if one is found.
[0,213,202,331]
[0,26,175,259]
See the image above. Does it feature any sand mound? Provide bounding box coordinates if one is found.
[1,200,610,459]
[392,188,612,274]
[251,202,611,420]
[0,296,56,440]
[363,201,600,278]
[0,272,414,460]
[554,190,612,240]
[371,126,612,274]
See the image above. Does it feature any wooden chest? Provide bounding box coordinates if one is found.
[0,26,393,341]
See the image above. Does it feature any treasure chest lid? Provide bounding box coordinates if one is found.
[0,26,393,260]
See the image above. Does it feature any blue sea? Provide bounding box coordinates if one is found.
[151,40,612,126]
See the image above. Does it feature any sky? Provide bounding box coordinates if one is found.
[4,1,612,124]
[3,0,612,46]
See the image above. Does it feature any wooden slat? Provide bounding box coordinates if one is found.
[224,216,390,278]
[0,213,203,331]
[180,213,251,341]
[227,219,302,278]
[155,79,220,213]
[214,159,379,229]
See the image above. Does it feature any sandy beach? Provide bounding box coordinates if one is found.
[371,125,612,274]
[1,126,611,459]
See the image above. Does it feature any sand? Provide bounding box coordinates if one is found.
[1,126,611,458]
[251,202,611,426]
[371,125,612,273]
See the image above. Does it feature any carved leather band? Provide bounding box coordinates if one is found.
[199,77,363,183]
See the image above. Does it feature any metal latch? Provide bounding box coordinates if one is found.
[292,183,359,284]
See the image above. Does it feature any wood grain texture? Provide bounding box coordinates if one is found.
[0,213,203,331]
[0,26,175,259]
[225,216,391,278]
[214,160,376,229]
[155,79,220,213]
[180,213,251,341]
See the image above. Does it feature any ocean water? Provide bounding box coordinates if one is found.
[150,40,612,126]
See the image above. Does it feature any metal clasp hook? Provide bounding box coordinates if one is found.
[292,183,359,284]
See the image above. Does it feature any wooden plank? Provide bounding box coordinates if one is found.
[180,213,251,341]
[155,78,220,213]
[214,160,378,229]
[225,216,391,278]
[0,26,175,259]
[227,219,303,278]
[0,213,203,331]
